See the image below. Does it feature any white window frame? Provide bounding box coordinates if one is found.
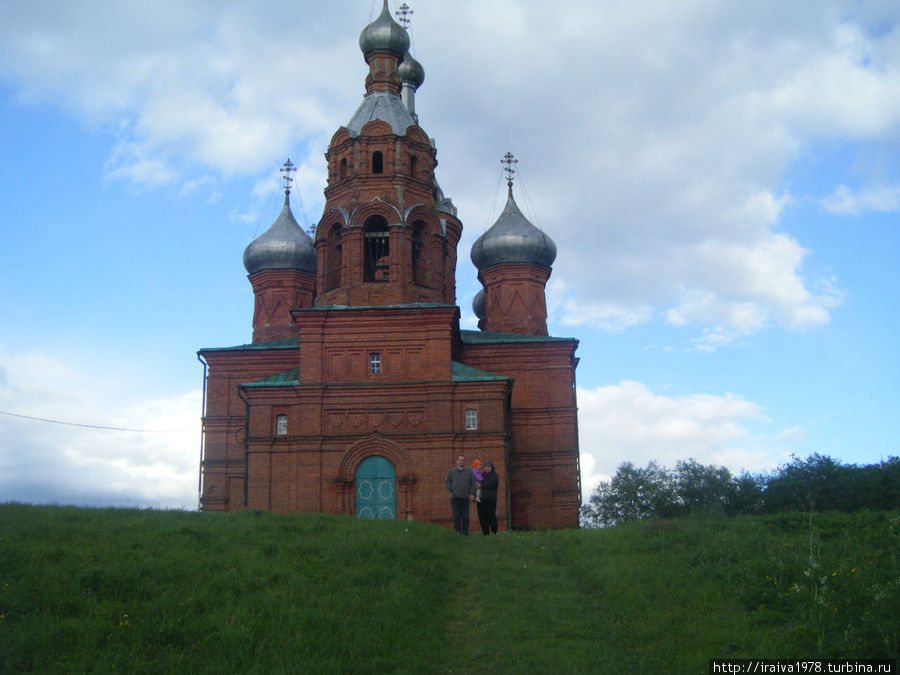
[465,408,478,431]
[275,414,288,436]
[369,352,382,375]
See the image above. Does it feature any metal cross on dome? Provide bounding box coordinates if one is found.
[280,158,297,194]
[396,3,413,29]
[502,152,518,187]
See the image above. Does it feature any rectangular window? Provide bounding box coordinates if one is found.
[275,414,288,436]
[465,408,478,431]
[369,352,382,375]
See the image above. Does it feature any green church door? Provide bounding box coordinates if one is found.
[355,456,396,519]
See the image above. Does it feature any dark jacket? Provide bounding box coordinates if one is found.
[479,471,499,501]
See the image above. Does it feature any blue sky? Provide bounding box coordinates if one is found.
[1,1,897,509]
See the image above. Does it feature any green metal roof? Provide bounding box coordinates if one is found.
[451,361,508,382]
[240,363,504,389]
[459,329,576,344]
[242,368,300,388]
[199,338,299,354]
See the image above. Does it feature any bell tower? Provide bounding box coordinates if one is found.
[314,0,462,308]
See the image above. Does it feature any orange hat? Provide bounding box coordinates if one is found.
[472,459,482,468]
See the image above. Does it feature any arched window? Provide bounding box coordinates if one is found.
[363,216,390,282]
[411,220,426,286]
[325,224,342,291]
[409,155,417,178]
[340,157,348,179]
[372,151,383,174]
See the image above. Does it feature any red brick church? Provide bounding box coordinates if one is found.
[198,2,581,529]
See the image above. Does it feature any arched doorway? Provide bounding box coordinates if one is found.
[355,455,396,519]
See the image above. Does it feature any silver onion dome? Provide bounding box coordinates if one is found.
[470,187,557,270]
[243,194,316,275]
[359,1,410,58]
[398,52,425,89]
[472,288,486,320]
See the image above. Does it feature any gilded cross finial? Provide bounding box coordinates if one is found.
[280,158,297,195]
[502,152,518,189]
[396,3,413,29]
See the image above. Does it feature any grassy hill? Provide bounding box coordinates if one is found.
[1,505,897,673]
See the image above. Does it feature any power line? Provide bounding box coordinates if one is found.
[0,409,196,434]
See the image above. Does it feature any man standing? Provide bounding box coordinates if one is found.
[445,454,477,534]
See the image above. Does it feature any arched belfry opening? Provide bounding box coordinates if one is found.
[325,223,343,291]
[363,215,390,282]
[411,220,426,286]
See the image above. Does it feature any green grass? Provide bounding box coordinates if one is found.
[1,505,897,673]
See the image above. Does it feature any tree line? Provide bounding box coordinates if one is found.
[580,453,900,528]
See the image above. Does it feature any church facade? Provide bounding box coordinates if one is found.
[198,3,581,529]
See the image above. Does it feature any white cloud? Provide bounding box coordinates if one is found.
[771,426,807,445]
[0,0,897,345]
[105,138,177,187]
[0,2,356,183]
[0,346,200,508]
[577,381,789,499]
[822,183,900,215]
[415,1,898,341]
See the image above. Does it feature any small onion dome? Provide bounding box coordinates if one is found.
[471,187,557,270]
[398,52,425,90]
[359,1,410,59]
[472,288,486,320]
[243,194,316,275]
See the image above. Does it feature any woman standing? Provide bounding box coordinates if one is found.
[476,461,500,535]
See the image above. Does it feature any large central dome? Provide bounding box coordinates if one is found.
[359,0,410,58]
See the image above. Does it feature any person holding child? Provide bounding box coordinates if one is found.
[476,460,500,535]
[471,459,484,502]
